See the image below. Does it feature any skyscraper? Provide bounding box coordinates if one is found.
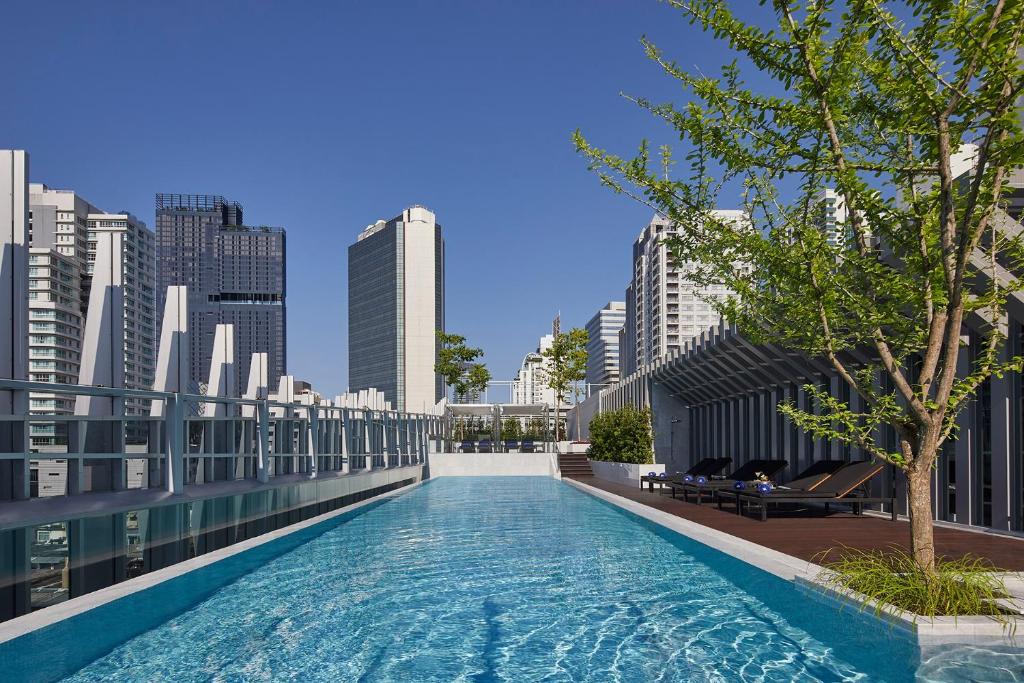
[630,212,744,369]
[348,205,444,412]
[155,194,286,394]
[28,186,157,444]
[585,301,626,388]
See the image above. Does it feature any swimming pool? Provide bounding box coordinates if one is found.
[0,477,975,681]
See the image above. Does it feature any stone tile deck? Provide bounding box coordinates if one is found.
[567,476,1024,571]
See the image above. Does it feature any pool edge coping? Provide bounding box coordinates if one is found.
[563,477,1024,650]
[0,477,426,645]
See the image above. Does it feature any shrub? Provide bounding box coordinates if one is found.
[588,407,653,464]
[816,545,1012,624]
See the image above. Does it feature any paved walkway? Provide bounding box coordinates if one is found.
[567,476,1024,571]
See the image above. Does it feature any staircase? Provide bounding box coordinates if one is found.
[558,452,593,477]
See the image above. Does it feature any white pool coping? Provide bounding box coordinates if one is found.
[564,477,1024,651]
[0,479,425,645]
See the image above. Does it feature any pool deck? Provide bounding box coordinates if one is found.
[566,476,1024,571]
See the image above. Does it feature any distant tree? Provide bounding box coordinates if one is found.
[543,328,589,441]
[501,417,522,440]
[575,0,1024,576]
[435,330,492,402]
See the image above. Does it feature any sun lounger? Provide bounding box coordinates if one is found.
[639,457,731,491]
[669,459,789,504]
[715,460,844,511]
[733,460,895,521]
[459,440,476,453]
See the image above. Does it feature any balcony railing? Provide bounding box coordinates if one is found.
[0,379,442,502]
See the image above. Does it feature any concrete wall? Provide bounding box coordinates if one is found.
[427,453,559,478]
[589,460,665,487]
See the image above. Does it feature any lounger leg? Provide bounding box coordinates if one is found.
[761,502,767,522]
[717,494,723,510]
[890,500,897,521]
[736,498,742,516]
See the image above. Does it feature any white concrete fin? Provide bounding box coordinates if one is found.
[150,286,188,417]
[75,230,125,416]
[204,324,236,417]
[241,352,268,418]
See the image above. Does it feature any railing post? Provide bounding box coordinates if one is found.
[256,400,270,483]
[306,405,319,479]
[164,393,184,494]
[340,408,351,474]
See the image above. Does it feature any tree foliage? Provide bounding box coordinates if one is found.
[589,407,655,464]
[542,328,589,440]
[575,0,1024,574]
[435,330,492,401]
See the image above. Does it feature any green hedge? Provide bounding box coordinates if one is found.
[588,406,654,464]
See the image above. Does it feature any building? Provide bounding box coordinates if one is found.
[27,248,81,446]
[511,334,556,406]
[155,193,287,394]
[629,212,743,369]
[27,187,160,445]
[87,213,156,420]
[817,188,847,247]
[585,301,625,388]
[348,205,444,413]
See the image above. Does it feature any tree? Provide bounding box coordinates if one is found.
[575,0,1024,576]
[542,328,589,441]
[435,330,492,402]
[501,417,522,440]
[589,407,654,464]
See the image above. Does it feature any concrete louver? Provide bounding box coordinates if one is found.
[150,286,189,417]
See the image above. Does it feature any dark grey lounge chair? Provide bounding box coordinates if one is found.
[503,440,519,452]
[640,457,731,491]
[478,439,494,453]
[459,440,476,453]
[670,459,789,504]
[520,440,536,453]
[715,460,844,511]
[734,460,895,521]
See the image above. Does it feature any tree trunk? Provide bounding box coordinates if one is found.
[555,399,561,442]
[906,463,937,576]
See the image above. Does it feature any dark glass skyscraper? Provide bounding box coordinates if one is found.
[155,194,286,393]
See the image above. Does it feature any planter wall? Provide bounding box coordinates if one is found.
[588,460,665,487]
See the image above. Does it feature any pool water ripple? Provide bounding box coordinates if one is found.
[50,477,967,681]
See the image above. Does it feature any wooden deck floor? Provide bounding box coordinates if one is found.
[567,476,1024,571]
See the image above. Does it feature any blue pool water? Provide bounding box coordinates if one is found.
[5,477,1012,681]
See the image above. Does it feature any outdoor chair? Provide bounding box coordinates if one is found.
[459,440,476,453]
[503,440,519,452]
[732,460,896,521]
[521,440,536,453]
[640,457,731,492]
[478,439,494,453]
[669,459,789,504]
[715,459,844,511]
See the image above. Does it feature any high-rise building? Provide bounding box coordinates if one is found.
[620,283,637,379]
[27,186,158,445]
[348,206,444,412]
[630,212,744,369]
[511,334,556,406]
[87,213,156,418]
[27,248,81,445]
[155,194,287,394]
[585,301,625,388]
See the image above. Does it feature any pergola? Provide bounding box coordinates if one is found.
[445,403,552,450]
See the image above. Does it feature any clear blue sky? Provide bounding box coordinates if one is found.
[0,1,742,398]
